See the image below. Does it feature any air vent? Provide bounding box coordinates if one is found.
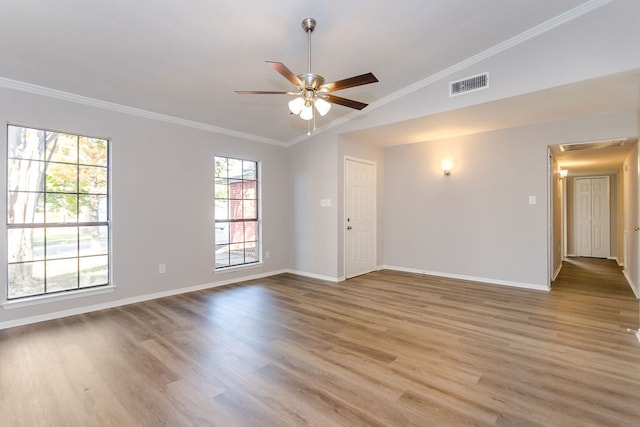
[559,140,625,152]
[449,72,489,97]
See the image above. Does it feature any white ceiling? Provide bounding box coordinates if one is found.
[1,0,615,146]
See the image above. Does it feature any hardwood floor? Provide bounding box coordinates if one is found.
[1,258,639,426]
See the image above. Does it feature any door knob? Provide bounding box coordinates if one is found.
[635,226,640,231]
[347,226,352,230]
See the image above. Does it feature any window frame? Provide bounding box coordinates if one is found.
[214,155,261,270]
[5,124,111,301]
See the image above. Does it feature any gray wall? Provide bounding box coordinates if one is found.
[382,112,636,289]
[0,87,292,326]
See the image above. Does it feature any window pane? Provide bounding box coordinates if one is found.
[215,200,228,221]
[8,159,45,192]
[230,222,244,243]
[243,181,256,199]
[45,163,78,193]
[228,159,242,178]
[243,200,257,219]
[242,161,256,180]
[79,255,108,287]
[79,226,108,256]
[245,241,258,263]
[244,221,257,242]
[215,178,228,199]
[46,227,78,259]
[215,222,229,244]
[215,157,228,178]
[79,194,108,222]
[8,262,45,298]
[79,165,107,194]
[45,193,78,223]
[215,244,230,268]
[229,179,243,198]
[79,137,108,166]
[230,199,243,220]
[46,258,78,292]
[8,126,45,161]
[8,192,45,224]
[46,132,77,163]
[229,243,244,266]
[8,228,45,262]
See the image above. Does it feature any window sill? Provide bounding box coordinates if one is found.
[2,285,116,310]
[214,261,264,274]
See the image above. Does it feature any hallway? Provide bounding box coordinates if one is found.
[551,256,638,334]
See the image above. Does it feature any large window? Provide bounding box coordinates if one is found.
[6,125,110,299]
[214,156,259,269]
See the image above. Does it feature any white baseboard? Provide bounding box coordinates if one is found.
[380,265,550,292]
[622,269,640,299]
[553,263,563,281]
[285,269,341,283]
[0,268,289,331]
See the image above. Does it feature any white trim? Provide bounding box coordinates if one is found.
[636,329,640,344]
[2,285,116,310]
[622,269,640,299]
[0,269,288,330]
[380,265,550,292]
[285,269,341,283]
[0,77,286,147]
[553,263,563,281]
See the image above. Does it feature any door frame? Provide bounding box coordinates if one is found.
[343,156,377,279]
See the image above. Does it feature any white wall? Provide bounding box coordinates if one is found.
[382,112,637,289]
[0,87,292,327]
[623,142,639,296]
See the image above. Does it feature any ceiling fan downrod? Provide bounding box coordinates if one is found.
[302,18,315,75]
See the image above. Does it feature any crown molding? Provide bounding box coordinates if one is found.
[0,77,288,147]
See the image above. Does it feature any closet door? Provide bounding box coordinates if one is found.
[575,177,610,258]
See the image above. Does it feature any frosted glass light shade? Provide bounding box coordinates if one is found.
[314,98,332,116]
[300,105,314,120]
[288,97,305,115]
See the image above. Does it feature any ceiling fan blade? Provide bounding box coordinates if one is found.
[321,94,368,110]
[320,72,378,92]
[266,61,303,88]
[235,90,293,95]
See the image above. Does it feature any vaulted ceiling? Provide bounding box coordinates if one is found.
[3,0,635,150]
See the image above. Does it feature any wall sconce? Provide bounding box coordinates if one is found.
[441,160,453,176]
[557,169,568,181]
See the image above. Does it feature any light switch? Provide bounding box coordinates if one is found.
[529,195,537,205]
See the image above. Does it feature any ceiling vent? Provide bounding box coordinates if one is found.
[449,72,489,97]
[559,139,626,152]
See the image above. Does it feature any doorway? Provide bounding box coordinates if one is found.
[344,158,376,279]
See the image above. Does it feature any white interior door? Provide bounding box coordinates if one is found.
[345,159,376,278]
[575,177,610,258]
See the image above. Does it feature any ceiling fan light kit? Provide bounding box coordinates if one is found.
[235,17,378,130]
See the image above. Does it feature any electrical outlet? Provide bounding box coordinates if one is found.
[265,250,270,259]
[159,264,166,274]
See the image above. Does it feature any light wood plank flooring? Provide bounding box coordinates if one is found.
[1,258,639,426]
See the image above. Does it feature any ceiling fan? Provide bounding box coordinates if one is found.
[235,18,378,123]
